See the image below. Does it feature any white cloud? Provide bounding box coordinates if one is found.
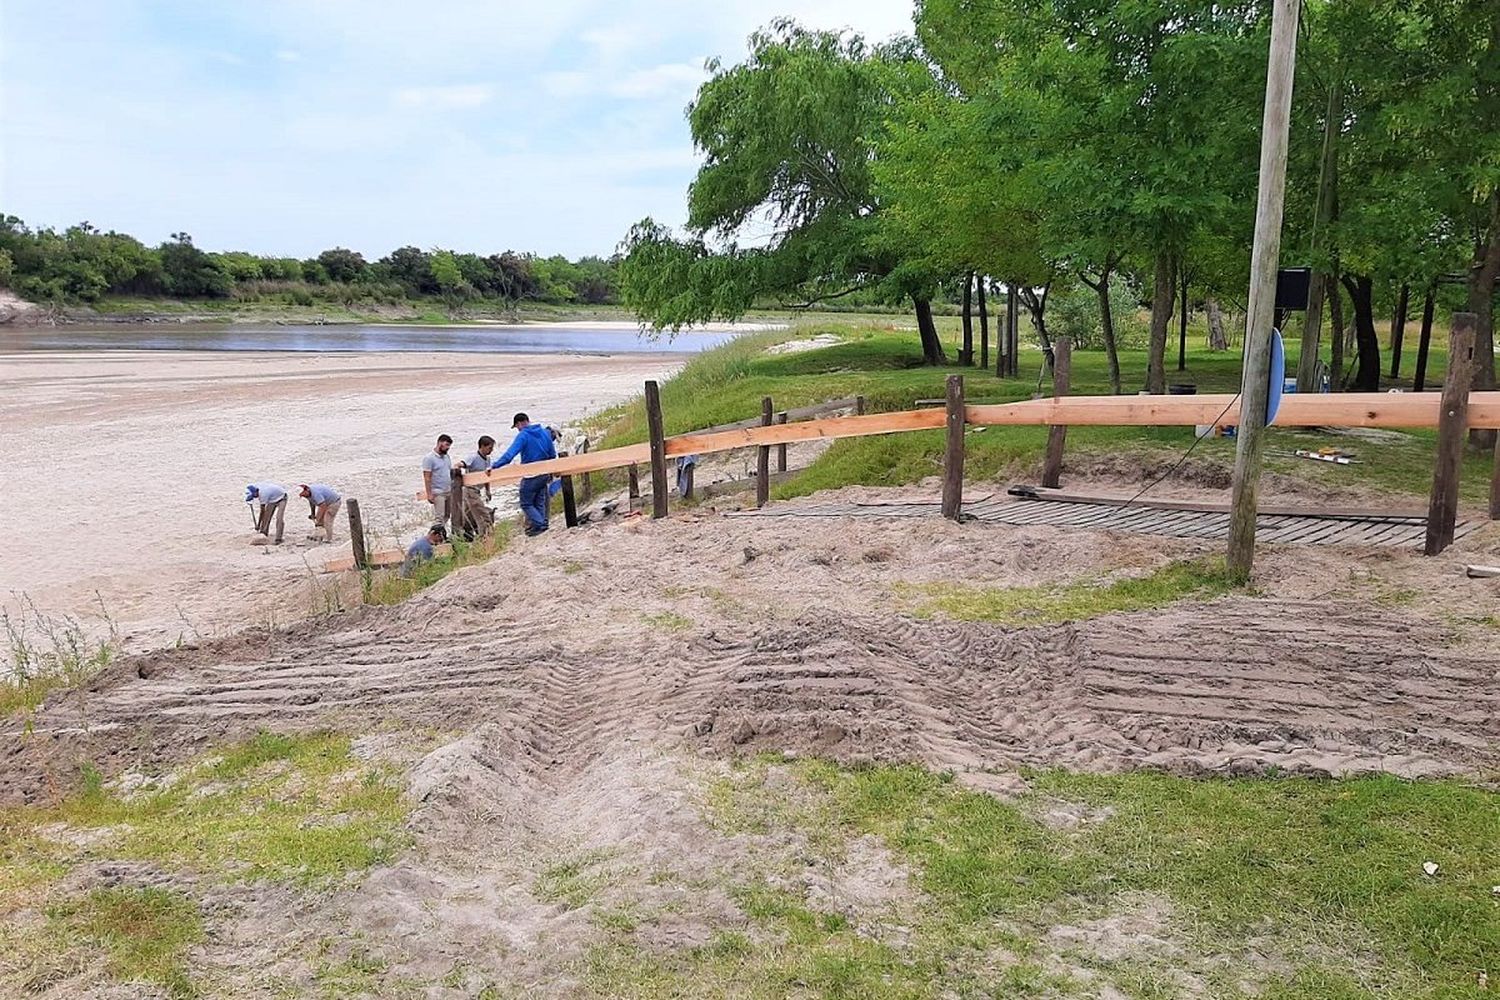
[610,61,706,100]
[392,84,494,111]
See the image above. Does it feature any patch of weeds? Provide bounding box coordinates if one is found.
[3,731,410,886]
[901,558,1242,625]
[1,593,121,717]
[536,849,618,909]
[593,907,640,933]
[313,939,414,999]
[562,560,586,575]
[640,611,693,633]
[363,525,512,606]
[46,886,203,998]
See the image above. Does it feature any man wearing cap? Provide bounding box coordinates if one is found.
[246,482,288,545]
[299,483,343,543]
[491,412,558,536]
[422,434,455,527]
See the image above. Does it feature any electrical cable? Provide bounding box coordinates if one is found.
[1119,391,1243,508]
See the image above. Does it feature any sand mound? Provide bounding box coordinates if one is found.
[5,500,1498,805]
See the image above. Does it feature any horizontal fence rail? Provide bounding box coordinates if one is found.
[462,391,1500,488]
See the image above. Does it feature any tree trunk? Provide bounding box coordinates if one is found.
[1388,283,1409,379]
[1146,250,1175,393]
[1414,287,1436,392]
[977,277,990,373]
[1177,267,1189,372]
[1005,283,1020,376]
[914,296,946,365]
[1207,298,1228,350]
[1469,190,1500,447]
[1297,78,1343,392]
[959,271,974,366]
[1341,274,1381,391]
[1328,275,1345,390]
[1082,266,1122,393]
[1019,285,1052,363]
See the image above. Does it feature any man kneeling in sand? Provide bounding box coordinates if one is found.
[299,483,342,543]
[401,524,448,577]
[246,483,288,545]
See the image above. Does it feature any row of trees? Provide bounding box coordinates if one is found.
[618,0,1499,399]
[0,217,622,308]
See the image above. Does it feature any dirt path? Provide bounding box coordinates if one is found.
[7,503,1497,804]
[0,349,682,650]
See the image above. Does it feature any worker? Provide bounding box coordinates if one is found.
[245,482,288,545]
[458,435,498,539]
[401,524,448,577]
[422,434,454,527]
[299,483,342,543]
[491,412,557,536]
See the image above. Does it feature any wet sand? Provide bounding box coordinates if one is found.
[0,349,683,650]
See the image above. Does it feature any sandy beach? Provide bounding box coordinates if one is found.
[0,349,683,650]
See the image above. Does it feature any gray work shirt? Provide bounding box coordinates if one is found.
[422,451,452,494]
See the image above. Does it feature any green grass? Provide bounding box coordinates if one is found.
[642,758,1500,1000]
[362,523,512,605]
[0,731,410,886]
[902,558,1243,624]
[1,598,121,717]
[45,887,203,998]
[536,849,620,909]
[590,313,1485,506]
[641,610,693,633]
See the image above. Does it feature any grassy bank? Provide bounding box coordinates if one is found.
[592,316,1492,504]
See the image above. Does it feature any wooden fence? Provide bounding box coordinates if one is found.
[338,318,1500,568]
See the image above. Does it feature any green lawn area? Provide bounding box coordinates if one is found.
[585,758,1500,1000]
[591,315,1493,505]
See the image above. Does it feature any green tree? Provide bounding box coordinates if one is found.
[620,20,948,362]
[317,247,367,284]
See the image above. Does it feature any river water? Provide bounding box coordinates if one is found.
[0,322,755,355]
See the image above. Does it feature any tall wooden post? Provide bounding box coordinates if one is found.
[1041,338,1072,489]
[1226,0,1300,579]
[1490,437,1500,521]
[557,451,579,529]
[941,375,965,521]
[855,395,866,416]
[449,470,466,541]
[756,396,773,508]
[776,412,788,472]
[346,498,368,570]
[645,380,668,519]
[1413,289,1436,391]
[577,438,592,506]
[628,463,641,503]
[1426,313,1476,554]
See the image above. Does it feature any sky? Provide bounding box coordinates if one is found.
[0,0,913,260]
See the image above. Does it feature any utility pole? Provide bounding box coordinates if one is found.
[1227,0,1301,579]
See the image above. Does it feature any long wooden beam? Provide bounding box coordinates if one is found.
[460,392,1500,488]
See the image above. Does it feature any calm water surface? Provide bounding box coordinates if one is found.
[0,323,749,355]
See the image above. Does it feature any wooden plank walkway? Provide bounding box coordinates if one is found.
[726,493,1477,548]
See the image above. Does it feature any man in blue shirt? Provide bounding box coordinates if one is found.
[492,412,557,536]
[401,524,448,577]
[299,483,342,543]
[246,483,288,545]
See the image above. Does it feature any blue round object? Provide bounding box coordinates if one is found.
[1267,328,1285,426]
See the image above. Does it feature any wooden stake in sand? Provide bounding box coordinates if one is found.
[347,498,368,571]
[757,396,773,509]
[645,380,668,520]
[1426,312,1476,555]
[942,375,965,521]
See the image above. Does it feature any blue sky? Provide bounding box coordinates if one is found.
[0,1,912,259]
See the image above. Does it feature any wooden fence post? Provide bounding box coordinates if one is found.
[776,412,788,472]
[577,438,592,506]
[645,380,668,519]
[628,463,641,503]
[1041,337,1072,489]
[942,375,965,521]
[1425,312,1476,555]
[757,396,773,508]
[855,395,866,416]
[560,474,579,527]
[346,499,368,570]
[1490,441,1500,521]
[449,470,466,540]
